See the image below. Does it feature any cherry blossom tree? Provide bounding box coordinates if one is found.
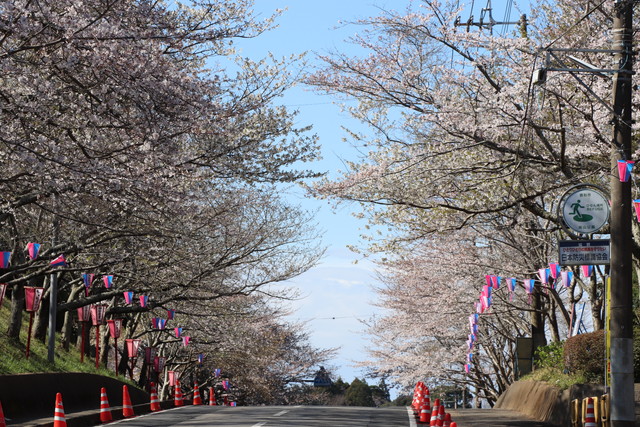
[0,0,333,396]
[305,0,638,401]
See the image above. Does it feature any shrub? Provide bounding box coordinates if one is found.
[534,340,565,369]
[564,330,605,383]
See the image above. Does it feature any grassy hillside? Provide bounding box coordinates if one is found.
[0,297,129,382]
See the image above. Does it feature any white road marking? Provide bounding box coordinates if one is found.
[274,410,289,416]
[252,423,267,427]
[407,406,417,427]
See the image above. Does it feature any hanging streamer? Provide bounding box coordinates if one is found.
[167,309,175,320]
[175,327,182,338]
[633,199,640,222]
[507,278,517,301]
[182,336,190,347]
[549,263,560,279]
[50,254,67,267]
[617,159,634,182]
[538,268,549,285]
[524,279,534,305]
[0,252,10,268]
[123,291,133,304]
[561,271,574,288]
[581,265,593,278]
[103,275,113,288]
[26,243,41,260]
[139,295,148,307]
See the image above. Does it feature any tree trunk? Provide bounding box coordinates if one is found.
[7,283,25,341]
[531,286,547,362]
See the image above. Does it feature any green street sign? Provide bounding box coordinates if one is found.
[560,185,610,236]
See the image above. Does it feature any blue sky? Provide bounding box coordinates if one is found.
[235,1,394,385]
[237,0,524,389]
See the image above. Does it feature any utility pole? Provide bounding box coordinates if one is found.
[609,0,634,425]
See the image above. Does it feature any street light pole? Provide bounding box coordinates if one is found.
[609,0,634,425]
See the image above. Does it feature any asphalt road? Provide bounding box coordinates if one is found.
[109,405,413,426]
[107,405,555,427]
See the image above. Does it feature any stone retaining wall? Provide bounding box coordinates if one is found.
[495,380,615,426]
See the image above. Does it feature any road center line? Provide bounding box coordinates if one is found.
[274,410,289,416]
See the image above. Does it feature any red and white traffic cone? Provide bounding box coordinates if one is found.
[122,385,135,418]
[450,423,457,427]
[53,393,67,427]
[436,404,445,427]
[418,401,431,424]
[149,382,161,412]
[192,382,203,405]
[99,387,112,423]
[584,397,597,427]
[174,381,184,407]
[209,387,217,406]
[0,400,6,427]
[443,412,452,427]
[430,398,440,426]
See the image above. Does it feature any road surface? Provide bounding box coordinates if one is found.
[108,405,554,427]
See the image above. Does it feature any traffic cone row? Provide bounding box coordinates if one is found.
[411,382,459,426]
[51,383,180,425]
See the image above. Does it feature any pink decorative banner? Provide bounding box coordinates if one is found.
[26,243,41,260]
[538,268,548,284]
[103,275,113,288]
[123,291,134,304]
[634,199,640,222]
[617,159,634,182]
[561,271,573,288]
[0,252,10,268]
[50,254,67,267]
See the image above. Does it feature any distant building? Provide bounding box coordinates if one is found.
[313,366,332,387]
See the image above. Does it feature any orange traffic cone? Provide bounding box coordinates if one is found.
[450,423,457,427]
[53,393,67,427]
[430,398,440,426]
[584,397,597,427]
[0,400,6,427]
[174,381,184,407]
[209,387,217,405]
[99,388,112,423]
[418,401,431,424]
[436,405,445,427]
[149,382,161,412]
[192,382,203,405]
[122,385,135,418]
[443,412,452,427]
